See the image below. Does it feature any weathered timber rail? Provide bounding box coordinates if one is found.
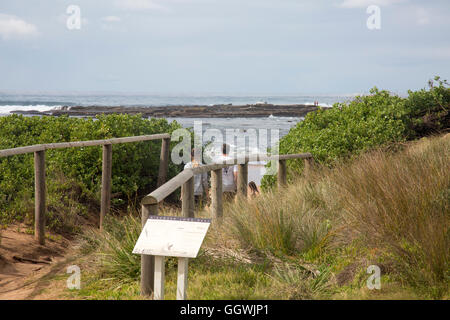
[0,134,171,244]
[139,152,314,297]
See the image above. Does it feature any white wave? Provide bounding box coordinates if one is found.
[266,114,304,122]
[303,101,333,108]
[0,105,60,114]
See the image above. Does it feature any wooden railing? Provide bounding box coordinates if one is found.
[0,134,171,244]
[139,152,314,296]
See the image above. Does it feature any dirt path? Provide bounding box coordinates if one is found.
[0,225,75,300]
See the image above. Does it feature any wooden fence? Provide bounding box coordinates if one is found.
[139,152,314,296]
[0,134,171,244]
[0,135,314,298]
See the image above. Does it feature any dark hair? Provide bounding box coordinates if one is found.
[248,181,259,194]
[222,143,230,155]
[191,148,195,158]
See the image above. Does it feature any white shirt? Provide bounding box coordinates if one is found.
[214,155,237,192]
[184,162,208,196]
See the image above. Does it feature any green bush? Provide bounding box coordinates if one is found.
[0,114,181,230]
[261,77,449,189]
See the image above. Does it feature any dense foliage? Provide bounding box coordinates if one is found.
[262,77,449,189]
[0,114,181,230]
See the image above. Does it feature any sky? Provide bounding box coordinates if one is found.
[0,0,449,95]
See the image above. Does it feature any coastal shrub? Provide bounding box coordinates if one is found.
[405,77,450,138]
[0,114,182,229]
[261,77,449,189]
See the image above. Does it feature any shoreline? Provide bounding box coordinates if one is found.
[9,104,319,118]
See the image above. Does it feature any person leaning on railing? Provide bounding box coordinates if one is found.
[213,143,237,201]
[184,148,209,207]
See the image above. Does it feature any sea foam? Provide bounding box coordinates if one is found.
[0,105,61,114]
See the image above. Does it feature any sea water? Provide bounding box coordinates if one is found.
[0,93,351,185]
[168,116,303,185]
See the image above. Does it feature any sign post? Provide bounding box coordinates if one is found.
[154,255,165,300]
[133,216,211,300]
[177,257,189,300]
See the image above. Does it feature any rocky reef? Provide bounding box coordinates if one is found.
[12,104,319,118]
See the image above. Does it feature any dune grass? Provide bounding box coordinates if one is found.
[217,133,449,298]
[71,134,449,300]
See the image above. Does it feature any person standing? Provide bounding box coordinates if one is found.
[215,143,237,200]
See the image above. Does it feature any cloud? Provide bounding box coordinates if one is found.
[414,7,430,26]
[114,0,167,11]
[56,13,89,28]
[393,5,440,27]
[339,0,407,8]
[100,16,123,31]
[101,16,122,22]
[0,14,38,40]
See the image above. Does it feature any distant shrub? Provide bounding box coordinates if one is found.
[0,114,182,230]
[404,77,450,138]
[261,77,449,189]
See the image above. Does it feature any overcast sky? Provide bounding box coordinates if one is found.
[0,0,449,95]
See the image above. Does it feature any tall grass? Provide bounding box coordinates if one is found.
[225,194,333,257]
[330,134,449,298]
[220,134,449,298]
[81,206,183,285]
[82,214,142,284]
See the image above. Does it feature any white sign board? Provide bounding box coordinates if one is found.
[132,216,211,258]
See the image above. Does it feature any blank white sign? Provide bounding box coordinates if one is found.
[132,216,211,258]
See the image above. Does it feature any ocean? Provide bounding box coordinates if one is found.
[0,93,352,112]
[0,92,352,135]
[0,93,352,185]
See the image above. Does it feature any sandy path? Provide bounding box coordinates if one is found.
[0,225,74,300]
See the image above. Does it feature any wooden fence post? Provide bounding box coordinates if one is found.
[157,137,170,187]
[278,159,287,188]
[237,163,248,198]
[177,257,189,300]
[100,144,112,231]
[211,168,223,219]
[182,177,195,218]
[304,157,315,177]
[154,255,165,300]
[141,203,158,297]
[34,150,46,245]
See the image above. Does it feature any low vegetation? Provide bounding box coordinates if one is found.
[72,133,448,300]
